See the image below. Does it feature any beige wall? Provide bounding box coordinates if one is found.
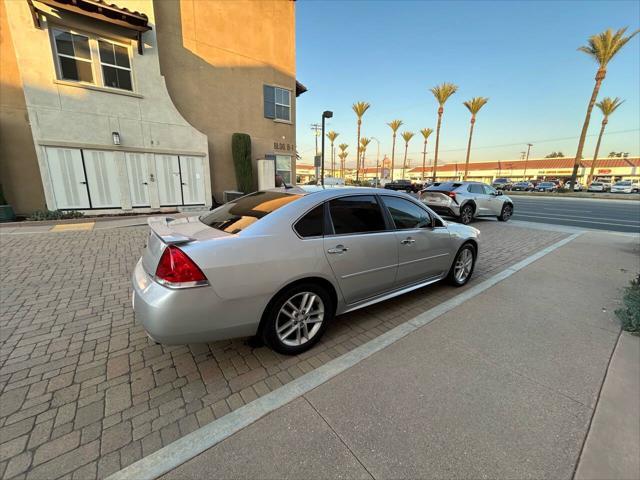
[0,0,46,214]
[154,0,297,201]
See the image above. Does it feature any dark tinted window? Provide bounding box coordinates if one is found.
[483,185,496,195]
[426,182,462,191]
[294,205,324,238]
[200,191,302,234]
[329,196,386,235]
[468,184,484,194]
[382,196,431,229]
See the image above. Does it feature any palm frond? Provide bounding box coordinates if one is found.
[463,97,489,115]
[578,27,640,67]
[326,131,339,142]
[352,101,371,118]
[596,96,624,116]
[420,128,434,139]
[338,143,348,152]
[430,82,458,105]
[360,137,371,148]
[387,119,403,132]
[401,131,415,143]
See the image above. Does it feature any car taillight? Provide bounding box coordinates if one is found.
[155,245,208,288]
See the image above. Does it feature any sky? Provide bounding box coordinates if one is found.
[295,0,640,168]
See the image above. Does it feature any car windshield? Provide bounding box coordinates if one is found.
[493,179,508,183]
[540,183,553,187]
[426,182,463,191]
[615,181,631,186]
[591,182,602,186]
[199,191,302,234]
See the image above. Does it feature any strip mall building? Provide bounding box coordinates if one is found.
[1,0,302,215]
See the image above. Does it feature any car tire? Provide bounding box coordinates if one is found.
[498,203,513,222]
[447,243,476,287]
[261,283,334,355]
[459,204,474,225]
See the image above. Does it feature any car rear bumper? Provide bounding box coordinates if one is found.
[132,259,261,344]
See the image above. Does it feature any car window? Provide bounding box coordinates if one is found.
[468,184,484,194]
[328,195,386,235]
[381,196,431,229]
[294,204,324,238]
[199,191,302,234]
[483,185,496,195]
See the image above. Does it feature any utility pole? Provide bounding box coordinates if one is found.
[523,143,532,180]
[310,123,321,182]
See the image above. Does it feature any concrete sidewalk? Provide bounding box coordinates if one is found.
[153,231,639,479]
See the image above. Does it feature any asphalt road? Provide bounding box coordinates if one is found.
[510,195,640,233]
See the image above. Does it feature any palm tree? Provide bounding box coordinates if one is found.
[338,151,348,179]
[462,97,489,180]
[326,131,339,177]
[430,82,458,182]
[419,128,433,182]
[568,27,639,189]
[338,143,348,178]
[387,120,403,181]
[588,97,624,183]
[352,102,371,181]
[400,131,415,180]
[360,137,371,180]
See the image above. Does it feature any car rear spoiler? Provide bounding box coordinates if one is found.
[147,217,194,245]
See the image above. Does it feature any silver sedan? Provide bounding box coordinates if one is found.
[132,187,480,354]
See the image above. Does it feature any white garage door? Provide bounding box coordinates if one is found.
[83,150,121,208]
[155,154,182,206]
[126,153,150,207]
[44,147,90,209]
[179,156,206,205]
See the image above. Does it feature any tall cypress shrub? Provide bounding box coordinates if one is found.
[232,133,253,193]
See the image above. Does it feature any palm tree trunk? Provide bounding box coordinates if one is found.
[391,134,396,181]
[569,68,606,188]
[356,120,361,181]
[463,118,475,181]
[402,144,408,179]
[432,108,443,183]
[588,119,607,183]
[422,141,427,182]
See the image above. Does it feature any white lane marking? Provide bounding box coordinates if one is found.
[515,210,640,224]
[507,220,640,238]
[514,213,640,228]
[541,208,591,213]
[105,233,582,480]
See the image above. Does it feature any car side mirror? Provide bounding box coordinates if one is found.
[496,191,503,196]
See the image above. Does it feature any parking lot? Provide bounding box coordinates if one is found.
[0,221,569,479]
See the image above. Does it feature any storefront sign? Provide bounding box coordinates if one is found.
[597,169,612,174]
[273,142,295,152]
[539,170,572,174]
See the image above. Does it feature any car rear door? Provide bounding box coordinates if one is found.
[380,196,452,287]
[323,195,399,304]
[468,184,491,214]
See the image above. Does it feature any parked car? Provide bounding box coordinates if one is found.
[511,181,534,191]
[420,181,514,225]
[491,178,513,190]
[611,180,640,194]
[587,181,606,192]
[384,179,422,193]
[132,187,480,354]
[564,181,583,191]
[535,182,557,192]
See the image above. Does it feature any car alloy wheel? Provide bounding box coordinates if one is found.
[448,244,475,286]
[460,205,473,224]
[498,204,513,221]
[275,292,324,347]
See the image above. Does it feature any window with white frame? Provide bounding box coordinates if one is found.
[263,85,291,121]
[51,27,133,91]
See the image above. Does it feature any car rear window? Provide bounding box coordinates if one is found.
[426,182,462,191]
[199,191,302,234]
[591,182,602,186]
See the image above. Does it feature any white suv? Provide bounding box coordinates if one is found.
[611,180,640,194]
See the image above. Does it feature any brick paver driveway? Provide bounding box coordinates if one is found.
[0,220,568,479]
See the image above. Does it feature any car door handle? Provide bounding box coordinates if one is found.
[400,238,416,245]
[327,245,348,254]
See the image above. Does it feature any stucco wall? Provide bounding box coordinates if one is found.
[2,0,212,212]
[153,0,297,200]
[0,0,47,214]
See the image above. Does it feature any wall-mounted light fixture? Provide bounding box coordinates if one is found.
[112,131,121,145]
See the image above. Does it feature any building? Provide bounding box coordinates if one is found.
[0,0,301,215]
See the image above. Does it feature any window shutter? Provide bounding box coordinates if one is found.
[263,85,275,119]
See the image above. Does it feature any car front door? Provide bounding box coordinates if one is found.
[482,184,501,214]
[323,195,399,304]
[380,195,452,287]
[468,183,490,214]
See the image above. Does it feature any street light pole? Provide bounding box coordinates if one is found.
[371,137,381,187]
[321,111,333,186]
[523,143,532,180]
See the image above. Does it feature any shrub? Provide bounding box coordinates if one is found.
[27,209,84,221]
[616,274,640,333]
[231,133,253,193]
[556,187,569,193]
